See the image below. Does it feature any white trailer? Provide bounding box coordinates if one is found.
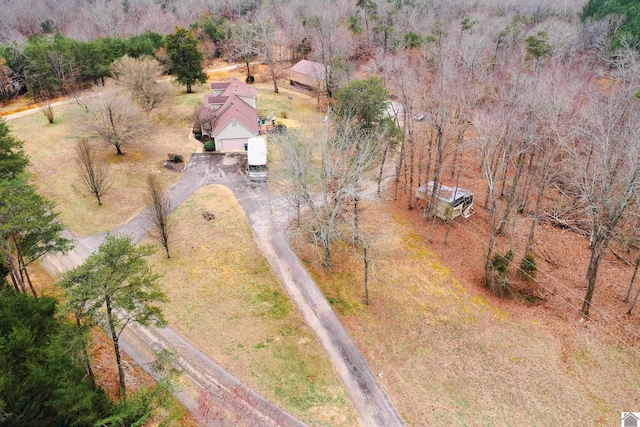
[246,137,268,181]
[416,182,474,221]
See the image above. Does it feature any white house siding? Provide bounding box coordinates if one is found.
[215,119,256,152]
[238,95,256,108]
[218,137,248,151]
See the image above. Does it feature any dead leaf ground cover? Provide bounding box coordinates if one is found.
[293,194,640,426]
[142,185,357,427]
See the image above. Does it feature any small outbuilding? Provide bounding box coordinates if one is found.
[289,59,326,91]
[416,182,474,221]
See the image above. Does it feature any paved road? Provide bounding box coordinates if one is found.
[41,151,405,425]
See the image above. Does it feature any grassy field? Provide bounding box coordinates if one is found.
[142,185,357,426]
[294,201,640,426]
[7,82,201,236]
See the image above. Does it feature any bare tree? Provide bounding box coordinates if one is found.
[227,19,258,79]
[111,55,170,113]
[374,50,425,207]
[305,6,354,97]
[570,83,640,316]
[40,102,54,124]
[474,108,510,295]
[145,174,173,258]
[80,87,149,155]
[253,9,281,93]
[75,138,109,206]
[275,115,384,268]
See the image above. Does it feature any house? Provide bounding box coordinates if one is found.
[416,182,474,221]
[623,413,640,427]
[289,59,326,91]
[200,77,259,152]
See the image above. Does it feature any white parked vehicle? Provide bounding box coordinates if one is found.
[246,137,268,181]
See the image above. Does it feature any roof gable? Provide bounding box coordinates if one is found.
[210,95,259,136]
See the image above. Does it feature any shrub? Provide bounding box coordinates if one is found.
[245,75,254,83]
[194,132,202,140]
[203,141,214,151]
[491,250,513,276]
[275,123,287,134]
[519,254,537,281]
[487,249,514,297]
[173,154,183,163]
[280,111,288,119]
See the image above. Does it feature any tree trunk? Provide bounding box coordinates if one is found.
[7,254,25,293]
[115,143,123,155]
[624,252,640,303]
[582,239,604,316]
[517,150,535,214]
[499,142,512,198]
[75,314,97,390]
[353,197,360,244]
[497,150,526,236]
[484,193,498,288]
[106,296,126,399]
[627,279,640,314]
[407,137,414,209]
[377,142,389,198]
[323,238,332,270]
[394,140,405,201]
[15,244,37,297]
[270,66,278,93]
[525,180,546,255]
[363,245,370,305]
[186,83,192,93]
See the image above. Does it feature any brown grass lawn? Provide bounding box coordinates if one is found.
[294,199,640,426]
[7,81,202,236]
[142,185,357,426]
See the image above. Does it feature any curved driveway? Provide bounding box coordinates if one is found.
[42,152,405,426]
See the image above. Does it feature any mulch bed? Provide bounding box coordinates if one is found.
[163,160,186,172]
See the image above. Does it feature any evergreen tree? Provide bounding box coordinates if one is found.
[334,77,389,129]
[165,27,207,93]
[0,289,112,426]
[0,178,71,295]
[59,234,167,399]
[0,118,28,180]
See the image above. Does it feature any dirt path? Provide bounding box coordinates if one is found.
[41,151,404,426]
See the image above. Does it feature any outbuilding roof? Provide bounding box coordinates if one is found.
[290,59,326,80]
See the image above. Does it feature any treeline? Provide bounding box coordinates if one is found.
[0,31,166,102]
[582,0,640,50]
